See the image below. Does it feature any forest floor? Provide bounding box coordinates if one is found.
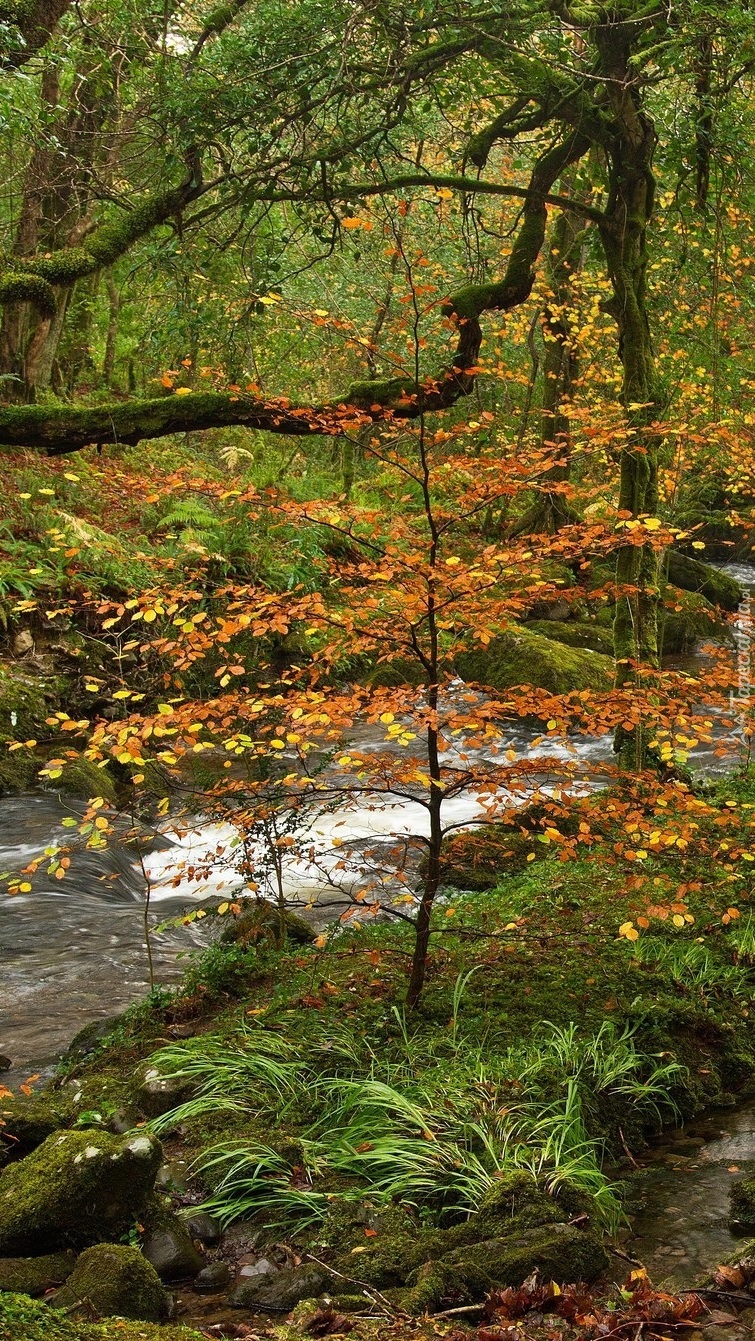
[4,771,755,1341]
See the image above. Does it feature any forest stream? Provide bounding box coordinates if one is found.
[2,564,755,1296]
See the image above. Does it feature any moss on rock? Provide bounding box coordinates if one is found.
[456,626,613,694]
[0,1291,203,1341]
[52,1243,169,1322]
[730,1175,755,1230]
[0,1250,76,1296]
[525,619,614,656]
[53,757,117,802]
[665,552,743,612]
[660,589,730,654]
[0,1094,74,1164]
[396,1222,608,1314]
[220,900,316,947]
[0,1128,162,1254]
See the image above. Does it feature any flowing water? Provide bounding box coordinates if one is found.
[626,1100,755,1287]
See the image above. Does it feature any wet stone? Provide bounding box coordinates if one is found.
[194,1261,232,1293]
[185,1212,221,1244]
[239,1257,277,1278]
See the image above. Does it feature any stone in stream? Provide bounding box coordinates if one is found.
[185,1211,221,1244]
[194,1261,232,1293]
[141,1208,204,1281]
[730,1176,755,1230]
[0,1128,162,1254]
[0,1250,76,1296]
[230,1261,334,1311]
[52,1244,170,1321]
[0,1059,10,1075]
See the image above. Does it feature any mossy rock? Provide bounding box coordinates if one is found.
[396,1222,608,1314]
[0,1094,74,1164]
[53,1244,169,1321]
[456,626,613,695]
[0,1128,162,1254]
[0,749,39,794]
[525,619,614,656]
[0,1291,204,1341]
[0,1250,76,1296]
[220,899,316,947]
[665,552,743,612]
[0,664,50,743]
[660,588,730,654]
[365,656,426,688]
[328,1173,586,1290]
[51,758,117,803]
[730,1175,755,1230]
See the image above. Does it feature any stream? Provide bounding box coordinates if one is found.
[2,563,755,1285]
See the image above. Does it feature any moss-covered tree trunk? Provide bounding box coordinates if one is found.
[596,22,662,768]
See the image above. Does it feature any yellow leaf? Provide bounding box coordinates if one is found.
[174,386,193,396]
[380,712,395,724]
[270,739,285,749]
[643,517,662,531]
[672,914,685,927]
[63,472,80,481]
[143,609,157,622]
[18,882,32,892]
[157,704,174,716]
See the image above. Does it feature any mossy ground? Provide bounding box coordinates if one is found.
[7,772,755,1330]
[0,1293,203,1341]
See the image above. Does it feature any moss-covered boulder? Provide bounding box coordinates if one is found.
[327,1173,595,1292]
[52,1244,169,1321]
[0,1251,76,1296]
[53,757,117,803]
[730,1175,755,1230]
[666,552,743,612]
[396,1222,608,1314]
[0,1290,205,1340]
[220,899,316,947]
[134,1063,198,1119]
[0,1094,74,1164]
[0,665,50,744]
[0,1128,162,1254]
[456,626,613,695]
[660,589,730,654]
[525,620,614,656]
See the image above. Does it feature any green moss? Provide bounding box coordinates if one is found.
[0,1291,204,1340]
[525,619,614,655]
[456,625,613,694]
[0,1128,162,1254]
[343,377,415,407]
[396,1223,608,1314]
[0,273,56,314]
[53,1244,168,1321]
[0,1250,76,1296]
[0,1093,74,1163]
[53,757,117,803]
[665,551,743,612]
[730,1174,755,1229]
[0,664,49,742]
[660,588,730,654]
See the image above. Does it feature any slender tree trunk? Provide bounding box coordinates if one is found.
[596,25,662,767]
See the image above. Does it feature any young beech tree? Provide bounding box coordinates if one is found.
[16,400,729,1008]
